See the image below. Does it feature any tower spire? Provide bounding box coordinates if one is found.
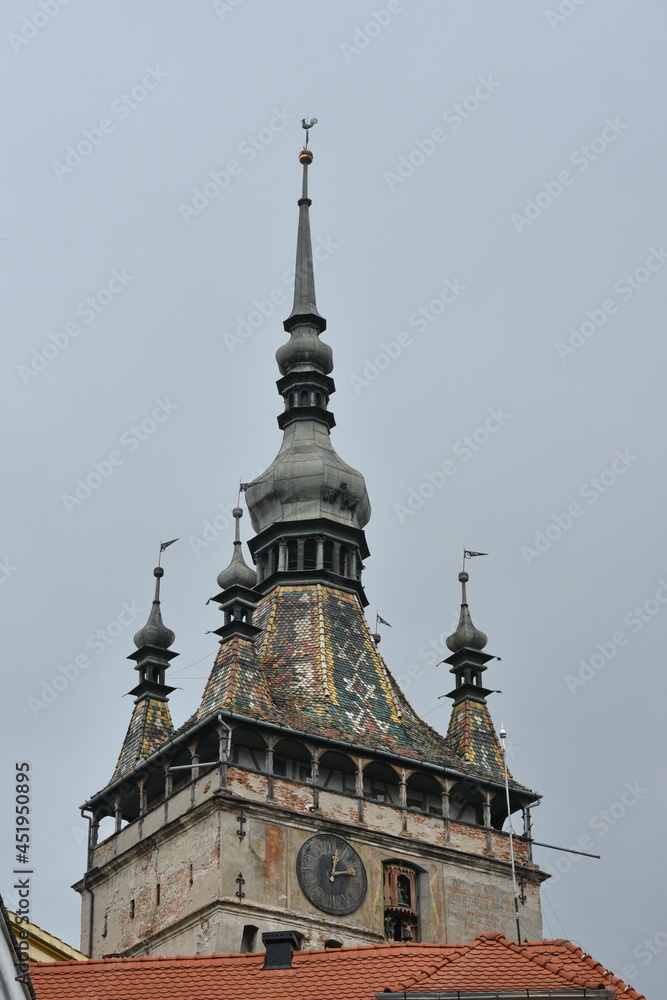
[245,121,371,601]
[284,118,325,333]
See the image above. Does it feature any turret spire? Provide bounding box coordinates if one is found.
[442,560,505,777]
[216,506,257,591]
[445,571,488,653]
[111,552,178,780]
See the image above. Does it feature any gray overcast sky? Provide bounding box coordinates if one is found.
[2,1,665,995]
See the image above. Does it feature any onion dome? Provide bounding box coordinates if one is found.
[133,567,176,649]
[245,427,371,533]
[446,572,488,652]
[217,507,257,590]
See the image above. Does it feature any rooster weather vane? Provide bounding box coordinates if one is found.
[301,117,318,147]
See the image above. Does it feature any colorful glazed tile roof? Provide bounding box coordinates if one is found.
[193,582,513,784]
[105,581,524,795]
[197,634,273,719]
[112,697,174,780]
[446,699,507,778]
[29,933,645,999]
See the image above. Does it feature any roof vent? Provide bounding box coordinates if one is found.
[261,930,301,970]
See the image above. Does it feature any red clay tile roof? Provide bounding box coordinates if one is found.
[29,934,646,1000]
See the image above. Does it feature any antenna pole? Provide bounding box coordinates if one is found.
[500,725,522,944]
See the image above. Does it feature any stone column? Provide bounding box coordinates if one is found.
[87,813,100,872]
[442,780,453,844]
[311,750,320,811]
[482,788,493,855]
[114,797,122,836]
[164,765,173,822]
[399,774,408,834]
[266,743,275,801]
[218,726,229,790]
[523,806,533,862]
[355,759,365,823]
[190,749,200,806]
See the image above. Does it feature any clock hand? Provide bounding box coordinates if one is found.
[330,850,340,881]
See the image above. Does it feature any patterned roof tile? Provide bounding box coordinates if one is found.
[446,699,506,780]
[112,697,173,781]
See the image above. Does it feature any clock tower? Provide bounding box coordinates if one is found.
[75,131,546,958]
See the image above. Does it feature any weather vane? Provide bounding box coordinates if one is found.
[462,548,487,571]
[301,117,318,148]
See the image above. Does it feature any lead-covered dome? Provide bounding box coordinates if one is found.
[245,419,371,533]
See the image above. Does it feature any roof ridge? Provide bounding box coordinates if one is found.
[561,942,645,998]
[515,939,644,996]
[33,950,264,968]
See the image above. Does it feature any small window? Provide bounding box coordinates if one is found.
[130,899,135,919]
[324,939,342,948]
[241,924,258,953]
[273,758,287,777]
[384,864,418,941]
[156,884,161,905]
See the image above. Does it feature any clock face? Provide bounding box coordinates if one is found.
[296,834,367,915]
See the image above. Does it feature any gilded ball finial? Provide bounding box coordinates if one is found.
[299,148,313,165]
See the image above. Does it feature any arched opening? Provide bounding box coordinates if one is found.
[286,539,298,571]
[96,814,116,845]
[167,747,193,795]
[406,772,443,815]
[323,540,334,572]
[324,938,342,948]
[318,750,357,795]
[299,389,309,406]
[303,537,317,570]
[363,762,400,806]
[449,781,484,825]
[273,739,312,783]
[231,728,267,772]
